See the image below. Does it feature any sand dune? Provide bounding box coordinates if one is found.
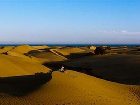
[32,45,49,50]
[23,46,67,63]
[0,45,139,105]
[0,54,50,77]
[33,51,66,62]
[9,45,36,54]
[0,45,46,63]
[0,46,14,53]
[0,45,66,65]
[0,70,139,105]
[57,54,140,84]
[55,47,86,56]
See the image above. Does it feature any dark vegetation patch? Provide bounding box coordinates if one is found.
[24,50,41,56]
[0,46,5,49]
[1,52,8,55]
[24,48,51,57]
[38,48,51,52]
[0,72,52,96]
[94,47,106,55]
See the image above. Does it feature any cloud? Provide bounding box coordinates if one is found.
[99,30,140,35]
[120,30,140,35]
[121,30,127,33]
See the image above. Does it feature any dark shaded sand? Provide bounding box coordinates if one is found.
[44,55,140,85]
[0,72,52,96]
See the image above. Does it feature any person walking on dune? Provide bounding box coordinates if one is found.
[60,66,65,72]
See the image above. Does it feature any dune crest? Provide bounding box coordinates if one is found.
[9,45,36,54]
[0,70,139,105]
[0,54,50,77]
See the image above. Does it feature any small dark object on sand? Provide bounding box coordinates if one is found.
[95,47,106,55]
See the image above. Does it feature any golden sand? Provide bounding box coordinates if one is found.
[0,45,139,105]
[0,54,50,77]
[0,46,14,53]
[55,47,85,56]
[9,45,36,54]
[32,45,49,50]
[0,70,139,105]
[32,51,67,62]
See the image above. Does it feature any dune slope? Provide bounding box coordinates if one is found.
[55,47,86,56]
[0,54,50,77]
[0,70,139,105]
[0,46,14,54]
[62,55,140,84]
[9,45,36,54]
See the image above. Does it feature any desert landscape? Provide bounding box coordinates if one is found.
[0,0,140,104]
[0,45,139,105]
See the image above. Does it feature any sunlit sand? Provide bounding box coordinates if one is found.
[0,45,139,105]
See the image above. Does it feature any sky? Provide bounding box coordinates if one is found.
[0,0,140,44]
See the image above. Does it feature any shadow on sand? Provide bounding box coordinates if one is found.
[43,61,140,85]
[0,72,52,96]
[66,52,94,59]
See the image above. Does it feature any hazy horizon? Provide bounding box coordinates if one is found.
[0,0,140,44]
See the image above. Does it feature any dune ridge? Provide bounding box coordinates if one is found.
[0,70,139,105]
[0,45,139,105]
[0,54,50,77]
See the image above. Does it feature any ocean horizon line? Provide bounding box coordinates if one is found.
[0,43,139,47]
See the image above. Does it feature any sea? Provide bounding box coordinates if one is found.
[0,44,139,47]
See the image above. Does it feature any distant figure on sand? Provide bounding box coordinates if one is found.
[60,66,65,72]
